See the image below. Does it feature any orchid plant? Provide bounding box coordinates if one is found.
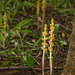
[41,18,55,75]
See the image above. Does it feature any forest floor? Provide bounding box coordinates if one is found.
[0,8,73,75]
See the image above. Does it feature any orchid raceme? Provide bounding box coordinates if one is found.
[48,18,55,75]
[37,0,40,29]
[48,19,55,52]
[41,24,48,51]
[42,0,46,29]
[41,24,48,75]
[3,12,7,48]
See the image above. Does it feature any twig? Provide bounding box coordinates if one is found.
[0,67,63,71]
[59,24,72,32]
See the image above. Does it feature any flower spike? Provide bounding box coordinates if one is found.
[48,18,55,75]
[41,24,48,75]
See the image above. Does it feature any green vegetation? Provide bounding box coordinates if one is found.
[0,0,74,70]
[1,61,15,67]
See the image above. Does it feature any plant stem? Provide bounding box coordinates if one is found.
[42,50,45,75]
[50,52,52,75]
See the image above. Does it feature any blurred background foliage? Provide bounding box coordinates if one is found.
[0,0,75,25]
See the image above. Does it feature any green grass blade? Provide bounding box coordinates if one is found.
[0,31,4,44]
[14,19,32,29]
